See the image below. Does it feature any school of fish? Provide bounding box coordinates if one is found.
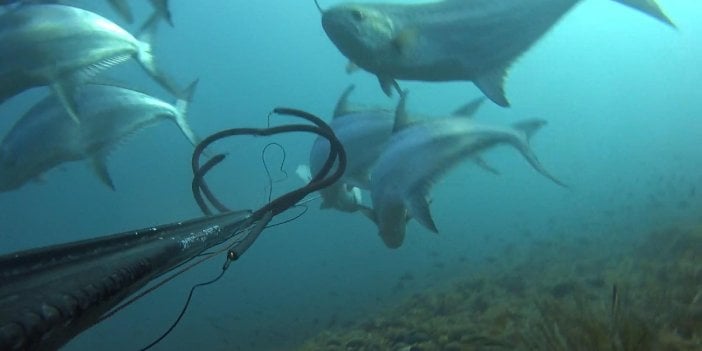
[0,0,189,191]
[0,0,677,248]
[311,0,675,247]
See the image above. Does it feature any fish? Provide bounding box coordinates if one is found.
[300,85,489,212]
[297,86,385,212]
[363,91,566,248]
[0,4,180,123]
[0,81,199,192]
[319,0,675,106]
[1,0,173,26]
[148,0,173,26]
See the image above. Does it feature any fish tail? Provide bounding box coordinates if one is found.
[512,119,568,188]
[135,15,181,97]
[107,0,134,24]
[174,80,200,146]
[611,0,676,28]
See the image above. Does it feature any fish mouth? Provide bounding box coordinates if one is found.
[380,232,404,249]
[321,7,361,46]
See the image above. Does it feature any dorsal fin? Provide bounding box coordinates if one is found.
[392,90,411,133]
[452,97,486,118]
[333,85,355,118]
[474,67,510,107]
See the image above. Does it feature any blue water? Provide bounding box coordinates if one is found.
[0,1,700,350]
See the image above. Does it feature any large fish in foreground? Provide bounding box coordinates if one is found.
[298,85,487,212]
[0,4,179,123]
[0,82,199,192]
[364,92,566,248]
[319,0,675,106]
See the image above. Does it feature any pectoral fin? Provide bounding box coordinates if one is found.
[406,193,438,233]
[51,82,80,124]
[472,156,500,175]
[377,76,402,97]
[474,68,510,107]
[392,90,412,133]
[91,155,115,190]
[391,28,418,55]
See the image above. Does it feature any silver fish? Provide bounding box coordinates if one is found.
[0,4,179,123]
[320,0,675,106]
[301,85,488,212]
[1,0,173,26]
[106,0,174,27]
[0,82,198,192]
[364,91,566,248]
[298,85,390,212]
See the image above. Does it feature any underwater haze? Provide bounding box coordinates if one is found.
[1,0,701,350]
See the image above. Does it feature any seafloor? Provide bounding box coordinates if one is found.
[297,222,702,351]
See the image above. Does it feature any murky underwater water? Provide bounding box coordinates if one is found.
[0,0,700,350]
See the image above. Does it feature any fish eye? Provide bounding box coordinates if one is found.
[350,9,364,21]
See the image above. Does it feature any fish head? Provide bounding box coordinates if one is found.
[375,202,408,249]
[319,183,363,213]
[322,4,395,69]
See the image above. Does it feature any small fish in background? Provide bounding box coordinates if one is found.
[363,91,566,248]
[104,0,174,27]
[148,0,173,26]
[296,163,363,212]
[299,85,489,212]
[318,0,675,106]
[0,4,180,123]
[0,0,174,26]
[0,81,199,192]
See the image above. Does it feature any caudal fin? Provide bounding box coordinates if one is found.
[612,0,676,28]
[512,119,568,188]
[174,80,200,146]
[107,0,133,24]
[136,15,181,97]
[149,0,174,27]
